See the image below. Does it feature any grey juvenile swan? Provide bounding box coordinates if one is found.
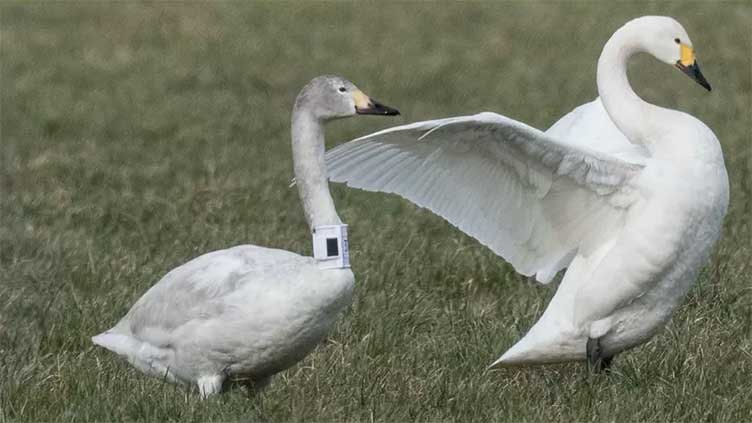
[93,75,399,396]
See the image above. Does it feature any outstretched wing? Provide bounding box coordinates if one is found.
[326,112,647,283]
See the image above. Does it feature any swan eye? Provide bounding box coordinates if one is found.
[338,87,347,93]
[674,38,680,44]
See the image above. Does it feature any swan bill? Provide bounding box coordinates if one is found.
[675,60,712,92]
[355,99,400,116]
[352,89,400,116]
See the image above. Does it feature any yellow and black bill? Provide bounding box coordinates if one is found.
[352,90,400,116]
[675,44,711,92]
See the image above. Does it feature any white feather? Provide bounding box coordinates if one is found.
[327,111,645,284]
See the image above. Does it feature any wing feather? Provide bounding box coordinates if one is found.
[326,112,646,283]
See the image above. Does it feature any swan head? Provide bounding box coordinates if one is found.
[295,75,400,121]
[628,16,711,91]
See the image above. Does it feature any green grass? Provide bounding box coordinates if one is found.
[1,2,751,422]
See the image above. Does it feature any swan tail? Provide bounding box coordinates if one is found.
[92,329,141,358]
[92,327,175,381]
[489,322,586,368]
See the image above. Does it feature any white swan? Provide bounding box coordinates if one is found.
[92,75,399,396]
[325,16,728,369]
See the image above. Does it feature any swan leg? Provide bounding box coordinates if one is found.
[586,337,614,373]
[197,374,225,398]
[251,376,272,392]
[226,375,273,397]
[241,376,272,396]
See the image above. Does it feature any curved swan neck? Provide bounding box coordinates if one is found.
[597,22,660,147]
[291,106,342,231]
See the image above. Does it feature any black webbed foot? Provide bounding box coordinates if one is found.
[586,336,614,373]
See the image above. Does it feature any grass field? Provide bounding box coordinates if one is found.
[1,2,751,422]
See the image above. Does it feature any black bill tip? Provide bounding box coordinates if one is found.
[676,60,712,92]
[356,100,400,116]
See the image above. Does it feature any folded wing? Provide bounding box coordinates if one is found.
[119,246,305,345]
[326,112,646,283]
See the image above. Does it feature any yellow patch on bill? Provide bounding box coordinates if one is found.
[680,44,695,67]
[352,90,371,109]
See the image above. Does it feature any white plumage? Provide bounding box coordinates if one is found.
[327,111,644,284]
[92,75,399,396]
[325,16,728,368]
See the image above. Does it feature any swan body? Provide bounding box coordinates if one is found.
[93,246,353,392]
[325,17,728,367]
[93,75,399,396]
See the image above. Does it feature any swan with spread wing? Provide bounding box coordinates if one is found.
[325,16,728,369]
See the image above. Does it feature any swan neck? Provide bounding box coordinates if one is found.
[291,107,342,231]
[597,26,658,146]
